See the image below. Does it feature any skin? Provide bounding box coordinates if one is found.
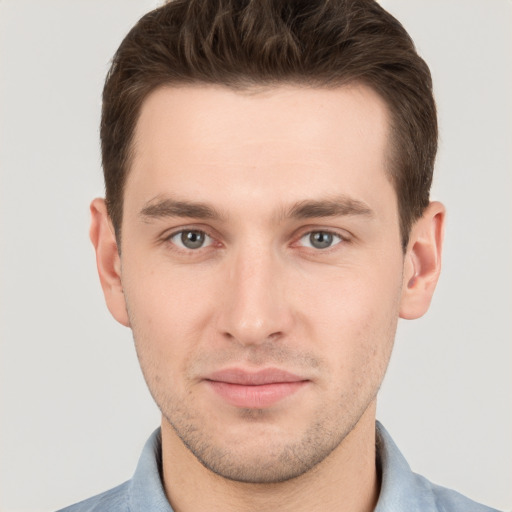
[91,84,444,512]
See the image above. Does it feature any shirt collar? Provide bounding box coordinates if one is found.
[128,428,173,512]
[374,421,439,511]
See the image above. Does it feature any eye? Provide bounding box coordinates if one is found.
[299,231,343,250]
[169,230,213,250]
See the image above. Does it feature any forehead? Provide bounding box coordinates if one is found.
[127,83,396,223]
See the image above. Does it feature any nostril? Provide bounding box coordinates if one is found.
[221,329,283,346]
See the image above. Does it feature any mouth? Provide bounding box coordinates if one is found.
[204,368,309,409]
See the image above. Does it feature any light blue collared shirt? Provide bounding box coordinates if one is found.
[58,422,501,511]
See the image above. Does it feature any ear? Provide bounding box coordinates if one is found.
[399,201,445,320]
[89,198,130,327]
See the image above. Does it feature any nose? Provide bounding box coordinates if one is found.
[218,246,293,346]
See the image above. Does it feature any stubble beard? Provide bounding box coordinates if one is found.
[155,382,379,484]
[129,308,397,485]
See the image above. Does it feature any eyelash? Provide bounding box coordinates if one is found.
[163,228,217,252]
[296,229,346,251]
[161,227,349,254]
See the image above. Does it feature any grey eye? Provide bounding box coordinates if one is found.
[300,231,342,249]
[171,230,212,250]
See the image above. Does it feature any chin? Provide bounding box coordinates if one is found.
[167,411,350,484]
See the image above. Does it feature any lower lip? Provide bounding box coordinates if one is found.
[206,381,307,408]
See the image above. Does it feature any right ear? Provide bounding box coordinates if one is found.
[89,198,130,327]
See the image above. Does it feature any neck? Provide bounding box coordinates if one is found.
[161,402,380,512]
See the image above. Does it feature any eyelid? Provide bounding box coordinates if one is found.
[300,230,342,246]
[294,225,350,240]
[171,230,213,249]
[160,223,214,239]
[158,224,351,252]
[290,226,352,253]
[160,225,220,251]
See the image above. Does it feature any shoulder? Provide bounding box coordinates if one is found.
[57,428,171,512]
[375,422,502,512]
[413,472,502,512]
[56,481,131,512]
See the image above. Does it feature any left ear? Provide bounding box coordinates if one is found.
[399,201,445,319]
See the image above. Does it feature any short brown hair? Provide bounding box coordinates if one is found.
[101,0,437,249]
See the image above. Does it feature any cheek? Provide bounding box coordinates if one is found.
[121,262,219,376]
[296,260,402,370]
[298,257,402,323]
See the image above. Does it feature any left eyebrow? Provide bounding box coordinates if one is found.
[285,196,375,220]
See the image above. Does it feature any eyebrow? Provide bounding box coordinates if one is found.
[139,195,374,222]
[285,196,374,220]
[140,197,224,221]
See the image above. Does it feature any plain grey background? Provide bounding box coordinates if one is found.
[0,1,510,511]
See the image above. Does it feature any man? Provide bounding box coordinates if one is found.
[59,0,500,511]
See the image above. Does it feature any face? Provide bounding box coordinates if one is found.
[114,84,406,482]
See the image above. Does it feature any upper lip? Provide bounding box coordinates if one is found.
[205,368,307,386]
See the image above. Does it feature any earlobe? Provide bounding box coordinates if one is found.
[399,201,445,320]
[89,198,130,327]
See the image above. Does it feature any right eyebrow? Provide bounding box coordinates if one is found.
[139,197,224,222]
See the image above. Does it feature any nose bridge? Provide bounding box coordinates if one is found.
[220,242,289,345]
